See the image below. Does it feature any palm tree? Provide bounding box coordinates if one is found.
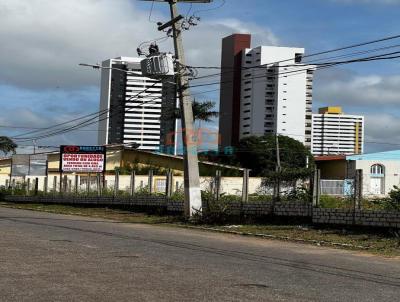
[170,100,219,124]
[191,100,219,123]
[0,136,17,155]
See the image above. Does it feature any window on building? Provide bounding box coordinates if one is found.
[371,164,385,175]
[155,179,166,192]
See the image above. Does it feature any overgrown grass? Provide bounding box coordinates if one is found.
[213,224,400,257]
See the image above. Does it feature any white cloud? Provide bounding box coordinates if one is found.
[314,72,400,106]
[364,113,400,152]
[0,0,277,89]
[313,69,400,152]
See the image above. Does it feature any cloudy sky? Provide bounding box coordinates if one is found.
[0,0,399,153]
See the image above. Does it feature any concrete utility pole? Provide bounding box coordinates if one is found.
[141,0,211,217]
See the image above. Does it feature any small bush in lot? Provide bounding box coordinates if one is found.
[219,194,241,202]
[319,195,353,209]
[368,186,400,211]
[170,189,184,201]
[248,194,272,202]
[283,186,311,203]
[0,188,6,200]
[387,186,400,210]
[191,198,231,225]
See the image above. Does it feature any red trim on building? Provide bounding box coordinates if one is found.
[314,155,347,162]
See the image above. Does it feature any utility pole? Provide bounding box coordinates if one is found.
[169,0,203,217]
[141,0,211,217]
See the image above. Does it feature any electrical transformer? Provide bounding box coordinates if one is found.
[140,53,175,77]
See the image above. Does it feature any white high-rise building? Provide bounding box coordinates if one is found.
[311,107,364,156]
[238,46,315,146]
[98,57,176,152]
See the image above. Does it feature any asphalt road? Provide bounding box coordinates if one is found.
[0,207,399,302]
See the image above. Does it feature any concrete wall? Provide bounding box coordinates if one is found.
[313,208,400,228]
[0,158,11,175]
[0,174,264,196]
[3,194,399,228]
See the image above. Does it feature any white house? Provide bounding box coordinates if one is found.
[347,150,400,197]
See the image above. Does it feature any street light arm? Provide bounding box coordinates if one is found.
[79,63,143,76]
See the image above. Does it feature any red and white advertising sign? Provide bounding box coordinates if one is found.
[60,146,106,173]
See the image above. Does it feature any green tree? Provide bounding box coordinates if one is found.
[235,135,314,177]
[0,136,17,155]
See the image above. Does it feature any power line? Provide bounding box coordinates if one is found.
[11,35,400,144]
[10,84,221,143]
[188,51,400,89]
[185,33,400,84]
[18,34,399,142]
[12,110,109,139]
[189,42,400,82]
[12,81,162,142]
[148,0,157,23]
[0,125,104,132]
[192,0,226,16]
[185,3,193,17]
[6,50,400,143]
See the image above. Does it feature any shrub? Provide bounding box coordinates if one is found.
[191,198,231,225]
[387,186,400,210]
[367,186,400,211]
[319,195,352,209]
[283,186,311,203]
[170,189,184,201]
[248,194,272,202]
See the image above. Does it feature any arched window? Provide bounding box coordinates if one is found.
[370,164,385,175]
